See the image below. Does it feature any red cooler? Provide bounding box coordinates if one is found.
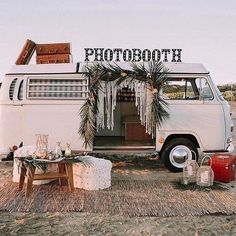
[210,154,236,183]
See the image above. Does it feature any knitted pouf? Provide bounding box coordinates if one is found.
[73,156,112,190]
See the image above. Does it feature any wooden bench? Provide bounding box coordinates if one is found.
[18,159,76,197]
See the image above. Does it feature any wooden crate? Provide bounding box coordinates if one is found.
[15,39,36,65]
[36,54,70,64]
[36,43,70,55]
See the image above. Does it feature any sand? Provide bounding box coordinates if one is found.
[0,211,236,236]
[1,159,236,235]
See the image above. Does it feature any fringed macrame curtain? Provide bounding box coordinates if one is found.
[96,79,156,138]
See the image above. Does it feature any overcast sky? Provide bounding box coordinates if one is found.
[0,0,235,84]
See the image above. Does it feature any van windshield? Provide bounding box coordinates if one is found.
[161,77,214,100]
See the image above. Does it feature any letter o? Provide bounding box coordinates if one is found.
[142,49,151,62]
[104,49,113,62]
[152,49,161,62]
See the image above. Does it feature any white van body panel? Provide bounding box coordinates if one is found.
[0,62,233,156]
[156,74,233,154]
[22,104,85,150]
[0,105,22,148]
[156,100,226,151]
[0,69,90,152]
[221,101,233,148]
[0,76,23,148]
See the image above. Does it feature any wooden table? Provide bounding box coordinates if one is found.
[17,158,79,197]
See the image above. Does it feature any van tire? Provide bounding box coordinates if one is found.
[161,138,198,172]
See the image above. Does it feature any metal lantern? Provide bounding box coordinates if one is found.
[196,155,214,187]
[182,151,199,184]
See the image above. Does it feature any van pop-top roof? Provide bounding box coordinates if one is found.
[6,62,209,75]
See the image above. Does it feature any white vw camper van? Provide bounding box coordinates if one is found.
[0,62,234,172]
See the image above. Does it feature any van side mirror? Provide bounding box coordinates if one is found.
[199,87,213,100]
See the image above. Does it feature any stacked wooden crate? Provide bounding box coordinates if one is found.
[36,43,71,64]
[15,39,36,65]
[15,39,71,65]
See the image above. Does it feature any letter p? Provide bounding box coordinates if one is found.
[84,48,94,61]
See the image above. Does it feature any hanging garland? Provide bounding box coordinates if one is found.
[79,62,169,148]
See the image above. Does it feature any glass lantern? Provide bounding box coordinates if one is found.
[196,155,214,187]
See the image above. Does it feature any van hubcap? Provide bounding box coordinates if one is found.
[169,145,192,168]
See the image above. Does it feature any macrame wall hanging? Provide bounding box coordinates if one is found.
[96,79,155,136]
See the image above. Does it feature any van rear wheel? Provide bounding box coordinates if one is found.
[161,138,198,172]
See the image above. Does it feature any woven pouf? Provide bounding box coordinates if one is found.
[73,156,112,190]
[13,145,56,185]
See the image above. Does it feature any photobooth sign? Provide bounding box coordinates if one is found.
[84,48,182,62]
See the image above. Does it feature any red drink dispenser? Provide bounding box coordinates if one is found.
[210,154,236,183]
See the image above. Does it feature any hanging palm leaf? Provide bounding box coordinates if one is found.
[79,93,97,148]
[151,93,169,128]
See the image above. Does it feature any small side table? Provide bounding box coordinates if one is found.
[18,158,75,197]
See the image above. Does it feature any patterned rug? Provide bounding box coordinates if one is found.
[0,179,236,217]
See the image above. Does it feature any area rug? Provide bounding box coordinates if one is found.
[0,179,236,217]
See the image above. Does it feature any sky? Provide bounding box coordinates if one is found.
[0,0,235,85]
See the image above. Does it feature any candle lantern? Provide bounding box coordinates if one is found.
[54,141,62,158]
[196,155,214,187]
[65,143,72,157]
[182,151,199,184]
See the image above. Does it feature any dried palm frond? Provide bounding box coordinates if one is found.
[17,157,48,173]
[149,61,169,89]
[79,91,98,148]
[151,93,169,128]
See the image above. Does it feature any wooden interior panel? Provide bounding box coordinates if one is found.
[125,123,152,141]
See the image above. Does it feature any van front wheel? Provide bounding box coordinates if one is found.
[161,138,198,172]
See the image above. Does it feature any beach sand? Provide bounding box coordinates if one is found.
[1,160,236,235]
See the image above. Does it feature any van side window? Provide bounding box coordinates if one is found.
[162,78,213,100]
[162,78,199,100]
[18,80,23,101]
[27,78,88,100]
[9,78,18,100]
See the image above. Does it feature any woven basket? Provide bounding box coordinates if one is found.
[196,155,214,187]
